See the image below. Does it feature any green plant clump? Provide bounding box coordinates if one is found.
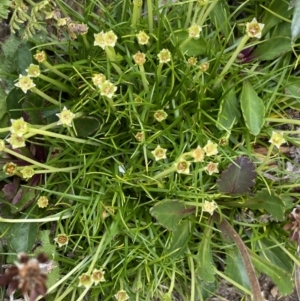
[1,0,300,300]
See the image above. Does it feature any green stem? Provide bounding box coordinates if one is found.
[0,209,72,223]
[43,61,70,81]
[266,117,300,126]
[34,165,83,174]
[139,65,149,92]
[105,47,123,76]
[146,0,153,33]
[257,143,274,172]
[82,34,90,50]
[0,127,10,133]
[197,0,218,27]
[106,97,116,111]
[87,231,107,274]
[214,35,249,88]
[153,165,177,180]
[27,128,100,146]
[4,147,54,170]
[39,74,73,94]
[131,0,142,31]
[184,0,194,28]
[31,87,60,106]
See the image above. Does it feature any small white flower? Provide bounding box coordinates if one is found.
[269,131,286,149]
[203,200,218,215]
[246,18,265,39]
[56,106,76,127]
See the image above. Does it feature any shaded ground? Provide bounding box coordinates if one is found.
[207,275,298,301]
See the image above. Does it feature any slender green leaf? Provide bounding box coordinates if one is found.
[250,249,294,295]
[240,80,265,136]
[217,85,240,130]
[196,220,215,283]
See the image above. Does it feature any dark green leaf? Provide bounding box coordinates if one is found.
[242,189,285,221]
[240,80,265,136]
[217,156,256,195]
[8,222,38,253]
[262,0,291,34]
[225,246,251,290]
[217,85,240,130]
[196,221,215,283]
[251,37,291,61]
[150,199,192,231]
[6,88,24,119]
[168,221,190,258]
[258,237,292,273]
[15,43,33,75]
[250,249,294,295]
[73,116,101,138]
[173,31,207,56]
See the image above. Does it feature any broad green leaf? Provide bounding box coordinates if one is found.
[73,116,101,138]
[196,221,215,283]
[217,85,240,130]
[262,0,291,34]
[217,156,256,195]
[168,221,190,258]
[210,0,231,42]
[8,222,38,253]
[6,88,24,119]
[225,246,251,290]
[240,80,265,136]
[242,189,285,221]
[15,42,33,75]
[250,249,294,295]
[251,37,291,61]
[34,230,60,291]
[11,188,36,214]
[150,199,192,231]
[292,0,300,41]
[258,238,292,273]
[173,31,207,56]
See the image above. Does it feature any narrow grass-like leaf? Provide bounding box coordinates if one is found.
[240,80,265,136]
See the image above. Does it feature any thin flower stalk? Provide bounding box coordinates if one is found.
[131,0,143,31]
[146,0,153,32]
[26,128,101,146]
[38,74,73,94]
[42,60,70,81]
[105,47,123,76]
[196,0,218,27]
[30,87,61,106]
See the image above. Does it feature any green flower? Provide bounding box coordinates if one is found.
[136,31,150,45]
[151,145,167,161]
[14,75,36,93]
[10,117,28,137]
[56,106,76,127]
[20,166,35,180]
[25,64,41,77]
[78,273,92,287]
[188,24,202,39]
[7,134,26,149]
[246,18,264,39]
[157,49,171,64]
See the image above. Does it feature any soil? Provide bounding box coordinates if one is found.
[206,275,299,301]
